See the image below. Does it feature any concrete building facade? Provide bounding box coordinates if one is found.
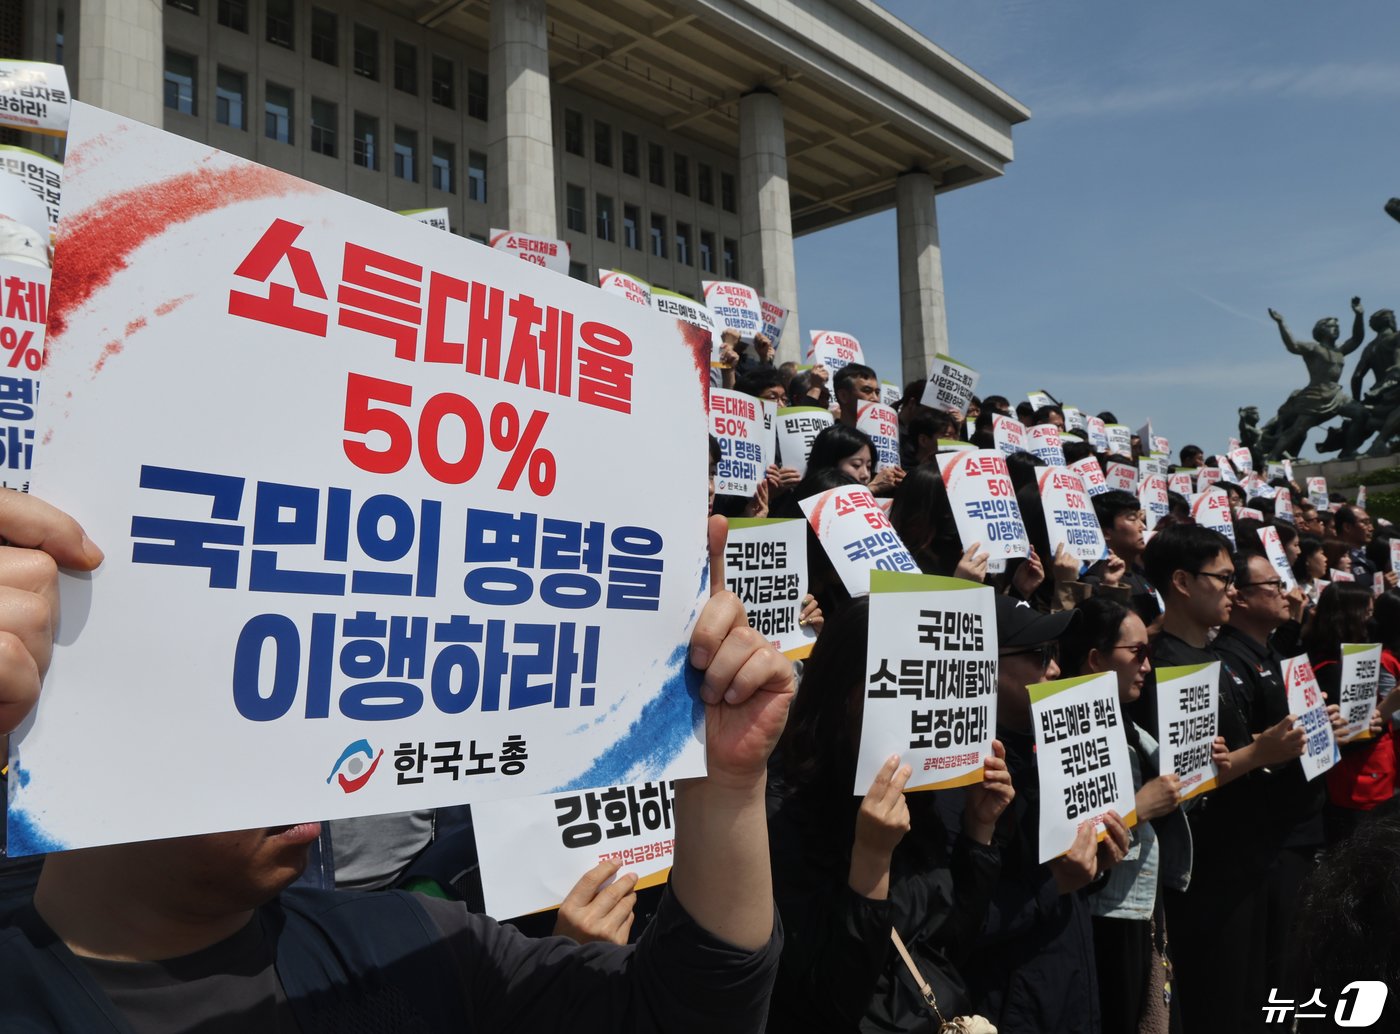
[13,0,1027,380]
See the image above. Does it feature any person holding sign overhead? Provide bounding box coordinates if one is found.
[0,502,793,1034]
[766,595,1014,1033]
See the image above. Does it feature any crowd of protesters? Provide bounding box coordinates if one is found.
[1,341,1400,1033]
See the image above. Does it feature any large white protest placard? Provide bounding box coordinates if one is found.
[807,329,863,374]
[725,518,816,659]
[1274,487,1295,524]
[800,485,917,596]
[0,145,63,244]
[1308,477,1329,510]
[1214,454,1240,485]
[1168,471,1194,497]
[399,207,450,232]
[1191,487,1236,546]
[1063,406,1086,434]
[1337,643,1382,744]
[1258,526,1298,591]
[0,258,43,492]
[490,227,570,274]
[1139,455,1168,480]
[1027,423,1065,467]
[0,61,70,137]
[759,297,788,348]
[709,388,769,498]
[1236,506,1264,522]
[1030,671,1136,862]
[473,780,677,919]
[1285,656,1339,781]
[993,414,1027,457]
[1105,461,1138,493]
[1027,390,1056,410]
[650,287,721,361]
[1155,663,1220,801]
[1086,416,1109,454]
[1139,472,1169,528]
[855,572,997,793]
[702,280,762,342]
[775,405,834,476]
[856,401,901,471]
[921,355,980,416]
[1196,466,1223,494]
[598,269,652,308]
[9,104,712,855]
[938,449,1030,573]
[880,381,903,410]
[1229,446,1254,477]
[1105,424,1133,456]
[1153,435,1170,457]
[1071,455,1109,496]
[1037,467,1107,564]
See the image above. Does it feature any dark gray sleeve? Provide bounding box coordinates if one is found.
[416,887,780,1034]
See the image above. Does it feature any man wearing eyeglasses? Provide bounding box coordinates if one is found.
[1335,504,1397,592]
[1211,551,1320,998]
[1142,526,1307,1033]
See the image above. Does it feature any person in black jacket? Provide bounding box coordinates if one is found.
[0,504,790,1034]
[766,595,1014,1032]
[945,596,1130,1034]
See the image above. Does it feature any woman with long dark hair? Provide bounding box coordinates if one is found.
[1303,583,1391,843]
[1060,596,1204,1034]
[766,598,1014,1032]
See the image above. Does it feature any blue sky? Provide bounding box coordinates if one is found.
[795,1,1400,460]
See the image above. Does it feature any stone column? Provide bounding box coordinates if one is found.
[896,170,949,384]
[78,0,163,126]
[738,89,799,363]
[487,0,558,239]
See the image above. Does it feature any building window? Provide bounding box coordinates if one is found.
[266,0,293,49]
[565,184,586,233]
[698,163,714,205]
[676,222,692,266]
[217,0,247,32]
[723,237,738,278]
[596,194,615,242]
[621,133,639,177]
[394,127,417,181]
[650,214,667,258]
[264,83,293,143]
[569,262,588,282]
[623,205,640,250]
[594,120,612,167]
[215,67,246,129]
[431,55,454,107]
[467,68,488,120]
[311,8,337,65]
[674,154,690,196]
[721,172,736,213]
[353,112,378,169]
[310,98,337,157]
[700,231,716,273]
[394,41,418,94]
[564,109,584,156]
[648,143,665,186]
[163,50,196,115]
[431,139,454,193]
[353,24,378,79]
[167,0,198,14]
[468,151,487,203]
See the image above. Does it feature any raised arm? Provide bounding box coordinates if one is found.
[1341,296,1366,355]
[1268,308,1304,355]
[671,515,795,950]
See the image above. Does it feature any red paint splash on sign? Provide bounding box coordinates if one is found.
[49,162,316,342]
